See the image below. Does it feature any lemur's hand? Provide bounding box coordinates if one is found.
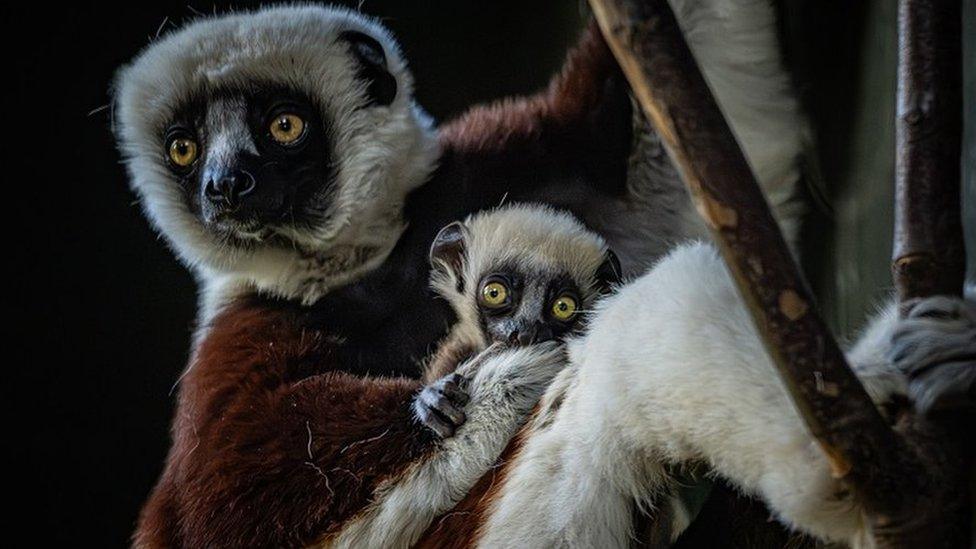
[888,296,976,416]
[414,373,470,439]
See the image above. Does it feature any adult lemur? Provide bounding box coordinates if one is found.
[114,3,973,547]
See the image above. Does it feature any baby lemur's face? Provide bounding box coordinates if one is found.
[429,205,620,348]
[474,266,584,345]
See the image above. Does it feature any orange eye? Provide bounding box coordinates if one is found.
[167,137,199,168]
[269,113,305,144]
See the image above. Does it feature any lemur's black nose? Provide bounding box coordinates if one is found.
[205,170,256,210]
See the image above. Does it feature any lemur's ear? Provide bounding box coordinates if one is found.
[595,249,621,293]
[338,30,397,107]
[430,221,468,282]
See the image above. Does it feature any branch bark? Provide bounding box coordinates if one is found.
[893,0,965,300]
[588,0,968,546]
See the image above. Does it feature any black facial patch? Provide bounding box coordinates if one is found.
[338,30,397,107]
[163,86,336,245]
[475,268,584,347]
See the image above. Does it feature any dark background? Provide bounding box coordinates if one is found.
[10,1,970,546]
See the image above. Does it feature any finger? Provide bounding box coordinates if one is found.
[414,400,456,438]
[447,372,469,388]
[433,395,466,425]
[911,360,976,416]
[440,382,470,406]
[426,414,456,438]
[906,296,963,320]
[890,332,976,376]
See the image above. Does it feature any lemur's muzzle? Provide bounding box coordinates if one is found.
[205,169,256,212]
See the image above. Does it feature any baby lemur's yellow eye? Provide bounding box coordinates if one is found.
[269,113,306,144]
[551,295,578,321]
[481,281,509,308]
[167,137,199,168]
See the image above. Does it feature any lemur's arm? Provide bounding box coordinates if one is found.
[134,298,432,548]
[478,243,973,548]
[332,343,565,548]
[134,298,563,549]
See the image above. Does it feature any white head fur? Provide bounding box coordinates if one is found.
[114,5,439,309]
[429,204,618,348]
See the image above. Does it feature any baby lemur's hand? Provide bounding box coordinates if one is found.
[414,373,470,439]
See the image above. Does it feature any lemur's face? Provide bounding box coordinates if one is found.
[474,268,583,345]
[114,7,438,300]
[429,205,621,349]
[162,88,332,245]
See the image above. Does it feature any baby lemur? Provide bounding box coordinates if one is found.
[327,204,619,547]
[414,203,619,438]
[414,204,975,549]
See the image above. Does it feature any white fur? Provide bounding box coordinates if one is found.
[114,5,439,313]
[430,204,612,338]
[326,205,612,547]
[327,343,566,548]
[479,243,902,548]
[669,0,810,243]
[590,0,811,276]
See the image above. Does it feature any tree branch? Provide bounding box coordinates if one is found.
[588,0,968,545]
[893,0,965,301]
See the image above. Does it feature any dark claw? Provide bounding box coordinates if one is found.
[414,372,470,438]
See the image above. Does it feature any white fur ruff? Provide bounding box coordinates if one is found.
[114,5,439,313]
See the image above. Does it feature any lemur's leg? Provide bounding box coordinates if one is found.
[333,343,566,548]
[481,243,973,548]
[670,0,810,242]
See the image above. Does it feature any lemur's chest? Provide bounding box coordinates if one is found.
[300,241,456,379]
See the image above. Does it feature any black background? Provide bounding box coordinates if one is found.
[8,1,866,545]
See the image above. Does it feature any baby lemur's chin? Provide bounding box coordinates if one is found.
[415,204,620,438]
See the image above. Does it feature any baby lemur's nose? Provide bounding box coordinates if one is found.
[509,322,550,346]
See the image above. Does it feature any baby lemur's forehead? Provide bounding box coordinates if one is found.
[462,205,608,288]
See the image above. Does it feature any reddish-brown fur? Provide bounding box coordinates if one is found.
[440,23,618,153]
[134,297,438,547]
[421,338,477,384]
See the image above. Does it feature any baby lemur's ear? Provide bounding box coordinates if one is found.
[429,221,468,282]
[595,249,621,293]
